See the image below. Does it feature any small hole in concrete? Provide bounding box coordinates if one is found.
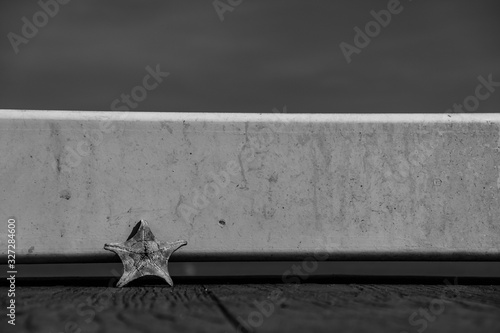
[218,220,226,227]
[59,189,71,200]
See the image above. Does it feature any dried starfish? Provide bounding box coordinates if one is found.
[104,219,187,287]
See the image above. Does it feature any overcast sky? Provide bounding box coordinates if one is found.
[1,0,500,113]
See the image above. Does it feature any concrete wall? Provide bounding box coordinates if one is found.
[1,111,499,262]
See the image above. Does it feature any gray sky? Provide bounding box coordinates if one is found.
[1,0,500,113]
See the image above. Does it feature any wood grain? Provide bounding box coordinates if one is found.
[1,282,499,333]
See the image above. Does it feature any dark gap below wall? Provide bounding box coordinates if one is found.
[2,262,499,285]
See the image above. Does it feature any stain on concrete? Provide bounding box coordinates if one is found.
[268,173,278,183]
[59,189,71,200]
[160,121,173,134]
[49,122,60,138]
[28,246,34,254]
[262,204,276,219]
[182,120,192,145]
[48,122,65,175]
[237,148,248,189]
[297,133,311,146]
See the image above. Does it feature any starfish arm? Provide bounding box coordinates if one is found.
[104,242,134,254]
[116,254,151,287]
[159,268,174,287]
[116,262,145,287]
[147,260,174,286]
[160,240,187,259]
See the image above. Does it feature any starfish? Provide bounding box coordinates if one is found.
[104,219,187,287]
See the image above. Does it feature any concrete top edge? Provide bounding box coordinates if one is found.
[0,110,499,123]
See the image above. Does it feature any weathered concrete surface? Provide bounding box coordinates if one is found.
[0,111,499,262]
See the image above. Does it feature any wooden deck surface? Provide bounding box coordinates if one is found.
[2,280,499,333]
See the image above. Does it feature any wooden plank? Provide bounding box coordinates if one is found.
[2,283,499,332]
[0,110,499,262]
[1,284,234,333]
[208,283,500,333]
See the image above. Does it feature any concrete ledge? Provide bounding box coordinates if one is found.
[1,110,499,262]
